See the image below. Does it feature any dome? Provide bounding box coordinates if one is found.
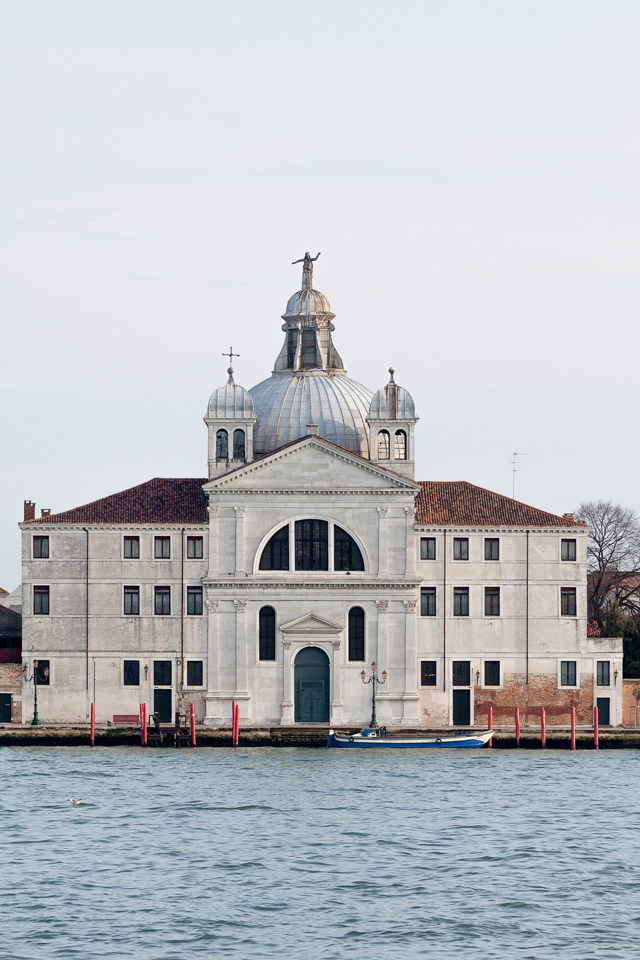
[283,287,334,320]
[206,368,255,420]
[249,372,373,457]
[368,369,416,420]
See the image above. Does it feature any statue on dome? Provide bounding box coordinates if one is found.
[292,251,320,290]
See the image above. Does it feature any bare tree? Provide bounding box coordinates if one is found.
[576,500,640,629]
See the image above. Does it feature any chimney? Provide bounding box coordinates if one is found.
[23,500,35,522]
[41,508,51,518]
[563,512,574,521]
[306,423,319,436]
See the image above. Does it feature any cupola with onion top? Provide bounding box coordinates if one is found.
[204,356,256,478]
[367,368,418,479]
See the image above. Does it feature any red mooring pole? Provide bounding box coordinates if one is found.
[190,702,196,748]
[231,699,236,746]
[141,703,147,747]
[234,703,240,748]
[515,706,521,747]
[541,706,546,748]
[488,705,493,748]
[90,702,95,748]
[570,705,576,750]
[594,705,599,750]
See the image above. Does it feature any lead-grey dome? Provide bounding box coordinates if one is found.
[206,368,255,419]
[283,288,334,320]
[368,369,416,420]
[249,372,373,456]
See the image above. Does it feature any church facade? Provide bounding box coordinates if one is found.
[18,255,623,728]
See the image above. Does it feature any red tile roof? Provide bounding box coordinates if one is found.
[416,481,586,527]
[26,478,208,525]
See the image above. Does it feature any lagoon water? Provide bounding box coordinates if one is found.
[2,746,639,960]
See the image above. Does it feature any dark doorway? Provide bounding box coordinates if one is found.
[452,689,471,726]
[596,697,611,726]
[294,647,330,722]
[154,689,172,723]
[0,694,11,723]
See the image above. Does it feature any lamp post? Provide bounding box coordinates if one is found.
[23,659,48,726]
[361,662,387,728]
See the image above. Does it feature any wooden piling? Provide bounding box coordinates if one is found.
[190,703,196,748]
[141,703,147,747]
[515,706,520,747]
[570,705,576,750]
[488,705,493,748]
[594,705,599,750]
[541,706,546,747]
[90,702,95,748]
[234,702,240,747]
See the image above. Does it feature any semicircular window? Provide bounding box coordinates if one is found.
[334,526,365,571]
[259,526,289,570]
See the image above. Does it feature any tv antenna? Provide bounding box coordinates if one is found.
[510,452,528,499]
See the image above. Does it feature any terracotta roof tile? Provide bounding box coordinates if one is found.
[416,481,586,527]
[26,478,208,525]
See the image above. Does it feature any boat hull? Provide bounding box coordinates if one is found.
[327,730,494,749]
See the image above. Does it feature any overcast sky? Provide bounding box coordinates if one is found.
[1,0,639,589]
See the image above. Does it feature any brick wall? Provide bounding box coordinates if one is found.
[475,672,595,725]
[622,678,640,726]
[0,662,22,721]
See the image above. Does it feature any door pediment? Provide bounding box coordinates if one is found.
[280,613,343,636]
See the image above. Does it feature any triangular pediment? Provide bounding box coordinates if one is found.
[204,436,418,493]
[279,613,343,635]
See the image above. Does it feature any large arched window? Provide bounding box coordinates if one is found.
[259,526,289,570]
[258,521,365,573]
[348,607,365,661]
[394,429,407,460]
[334,527,365,571]
[233,429,245,459]
[259,606,276,660]
[216,429,228,458]
[377,430,390,460]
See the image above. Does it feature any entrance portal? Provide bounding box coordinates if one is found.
[294,647,330,723]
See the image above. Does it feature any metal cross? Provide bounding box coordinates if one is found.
[222,346,240,363]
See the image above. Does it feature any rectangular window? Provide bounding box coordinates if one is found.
[33,585,50,615]
[484,587,500,616]
[154,660,172,686]
[420,537,436,560]
[186,536,203,559]
[124,586,140,616]
[187,586,203,616]
[124,536,140,559]
[301,329,316,367]
[154,586,171,616]
[452,660,471,686]
[561,660,577,686]
[420,661,437,686]
[295,519,328,571]
[154,536,170,559]
[34,659,50,685]
[420,587,436,617]
[453,538,469,560]
[187,661,203,687]
[484,660,500,686]
[597,661,610,686]
[561,587,577,616]
[33,536,49,558]
[453,587,469,616]
[287,328,298,367]
[123,660,140,686]
[484,538,499,560]
[561,538,577,561]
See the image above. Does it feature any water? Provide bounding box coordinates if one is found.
[1,747,639,960]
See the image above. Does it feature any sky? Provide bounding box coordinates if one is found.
[1,0,639,590]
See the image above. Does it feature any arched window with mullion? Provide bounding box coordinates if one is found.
[348,607,365,661]
[215,429,228,458]
[377,429,390,459]
[394,429,407,460]
[259,526,289,570]
[259,606,276,660]
[334,526,365,571]
[295,519,328,570]
[233,429,245,458]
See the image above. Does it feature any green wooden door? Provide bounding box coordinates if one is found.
[294,647,330,722]
[452,689,471,726]
[597,697,610,726]
[0,694,11,723]
[154,689,172,723]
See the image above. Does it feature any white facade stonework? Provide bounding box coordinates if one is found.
[18,258,623,727]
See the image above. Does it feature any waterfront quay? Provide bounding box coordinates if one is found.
[2,723,640,749]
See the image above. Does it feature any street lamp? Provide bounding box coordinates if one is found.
[23,659,48,726]
[361,662,387,728]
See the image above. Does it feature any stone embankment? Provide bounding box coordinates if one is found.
[2,725,640,748]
